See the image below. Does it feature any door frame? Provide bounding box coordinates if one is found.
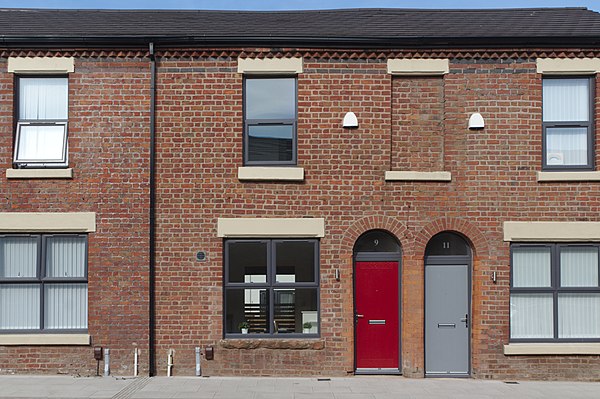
[353,251,402,375]
[424,254,472,378]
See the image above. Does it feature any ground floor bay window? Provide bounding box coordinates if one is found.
[224,239,319,337]
[0,234,88,332]
[510,243,600,341]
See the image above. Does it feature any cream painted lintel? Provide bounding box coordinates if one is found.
[537,171,600,182]
[387,59,449,76]
[503,221,600,242]
[536,58,600,74]
[0,212,96,233]
[8,57,75,74]
[238,167,304,181]
[385,171,451,181]
[504,343,600,355]
[6,168,73,179]
[237,58,303,74]
[217,218,325,238]
[0,334,90,346]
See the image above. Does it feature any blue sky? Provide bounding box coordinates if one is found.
[0,0,598,11]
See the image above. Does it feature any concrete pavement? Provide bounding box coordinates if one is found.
[0,375,599,399]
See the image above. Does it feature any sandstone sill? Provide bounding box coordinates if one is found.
[220,338,325,350]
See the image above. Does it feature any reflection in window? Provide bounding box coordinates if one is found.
[244,77,297,165]
[224,239,319,336]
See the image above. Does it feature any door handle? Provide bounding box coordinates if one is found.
[460,314,469,328]
[354,313,364,323]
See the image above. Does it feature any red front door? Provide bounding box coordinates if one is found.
[355,261,399,370]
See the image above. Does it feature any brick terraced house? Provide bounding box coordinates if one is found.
[1,7,600,380]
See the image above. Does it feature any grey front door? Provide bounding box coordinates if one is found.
[425,263,469,376]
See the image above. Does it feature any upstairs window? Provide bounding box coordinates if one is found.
[542,77,594,170]
[243,77,297,165]
[14,76,69,168]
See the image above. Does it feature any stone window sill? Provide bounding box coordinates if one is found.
[220,338,325,350]
[6,168,73,179]
[385,171,451,182]
[537,171,600,182]
[504,343,600,355]
[238,167,304,181]
[0,334,90,346]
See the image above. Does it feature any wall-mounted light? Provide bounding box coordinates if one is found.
[343,112,358,128]
[468,113,484,129]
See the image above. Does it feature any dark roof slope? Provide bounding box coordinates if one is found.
[1,7,599,47]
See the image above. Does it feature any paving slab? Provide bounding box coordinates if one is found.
[0,375,599,399]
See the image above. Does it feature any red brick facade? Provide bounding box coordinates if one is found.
[0,59,151,376]
[1,48,599,380]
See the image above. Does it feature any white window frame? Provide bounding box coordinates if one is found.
[13,76,69,168]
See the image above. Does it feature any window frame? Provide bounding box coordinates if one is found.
[223,238,319,338]
[541,76,595,171]
[509,243,600,343]
[13,75,69,169]
[0,234,88,334]
[242,76,298,166]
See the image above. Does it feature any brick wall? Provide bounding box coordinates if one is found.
[1,51,599,380]
[153,55,600,380]
[0,58,151,375]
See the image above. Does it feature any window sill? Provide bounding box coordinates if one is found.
[0,333,90,346]
[504,343,600,355]
[6,168,73,179]
[384,171,451,182]
[238,167,304,181]
[220,338,324,350]
[537,171,600,182]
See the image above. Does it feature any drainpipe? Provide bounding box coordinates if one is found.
[149,41,157,377]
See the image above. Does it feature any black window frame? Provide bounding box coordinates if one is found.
[0,234,88,334]
[223,238,319,338]
[242,75,298,166]
[13,74,69,169]
[510,243,600,343]
[542,76,595,171]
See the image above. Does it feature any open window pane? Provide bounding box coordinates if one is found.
[0,236,38,278]
[15,124,67,163]
[546,127,588,166]
[246,78,295,119]
[560,247,598,287]
[275,241,315,283]
[274,288,318,334]
[227,241,268,284]
[510,293,553,339]
[558,293,600,339]
[46,236,86,278]
[0,284,40,329]
[19,77,68,120]
[247,125,293,163]
[225,288,269,334]
[543,79,589,122]
[44,283,87,329]
[512,247,551,287]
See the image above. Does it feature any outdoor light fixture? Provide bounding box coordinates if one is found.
[343,112,358,128]
[468,113,485,129]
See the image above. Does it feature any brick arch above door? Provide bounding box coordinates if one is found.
[340,215,408,256]
[414,217,490,259]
